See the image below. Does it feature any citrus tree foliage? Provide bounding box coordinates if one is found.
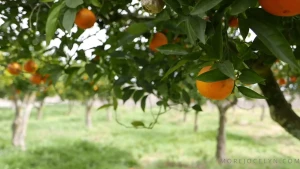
[1,0,300,135]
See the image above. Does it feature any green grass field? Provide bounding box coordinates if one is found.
[1,103,300,169]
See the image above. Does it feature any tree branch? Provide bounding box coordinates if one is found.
[248,59,300,140]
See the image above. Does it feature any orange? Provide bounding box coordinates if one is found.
[278,78,286,85]
[259,0,300,16]
[93,85,99,91]
[75,8,96,29]
[229,17,239,28]
[42,74,52,85]
[30,74,43,85]
[82,75,88,80]
[196,66,234,100]
[7,62,22,75]
[149,32,168,52]
[290,76,297,83]
[24,60,38,73]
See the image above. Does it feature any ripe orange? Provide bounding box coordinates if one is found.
[229,17,239,28]
[196,66,235,100]
[258,0,300,16]
[30,74,43,85]
[7,62,22,75]
[149,32,168,52]
[24,60,38,73]
[290,76,297,83]
[75,8,96,29]
[278,78,286,85]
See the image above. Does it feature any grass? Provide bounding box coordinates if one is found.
[1,103,300,169]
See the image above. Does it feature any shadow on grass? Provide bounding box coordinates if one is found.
[199,130,260,146]
[2,141,138,169]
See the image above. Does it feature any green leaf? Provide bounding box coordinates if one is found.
[90,0,102,7]
[190,0,222,15]
[182,90,190,105]
[187,16,206,44]
[238,69,265,84]
[113,86,123,99]
[192,104,202,112]
[85,63,97,79]
[63,9,77,32]
[133,90,144,103]
[122,89,135,103]
[64,66,81,74]
[113,97,118,110]
[197,68,229,82]
[212,23,223,59]
[66,0,83,8]
[154,10,170,22]
[131,121,145,128]
[216,61,235,80]
[161,60,188,80]
[97,104,112,110]
[247,17,300,69]
[230,0,257,15]
[239,17,249,40]
[40,0,54,2]
[46,1,65,45]
[157,44,188,55]
[127,23,149,35]
[185,19,197,45]
[163,0,182,14]
[141,95,148,112]
[238,86,266,99]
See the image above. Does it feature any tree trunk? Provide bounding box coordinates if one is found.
[216,108,226,163]
[260,105,265,121]
[183,111,187,122]
[106,108,112,121]
[12,92,36,150]
[67,100,74,115]
[253,67,300,139]
[215,98,237,164]
[85,100,94,129]
[194,111,199,132]
[36,99,45,120]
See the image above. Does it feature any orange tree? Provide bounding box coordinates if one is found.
[0,58,52,150]
[1,0,300,140]
[62,70,112,128]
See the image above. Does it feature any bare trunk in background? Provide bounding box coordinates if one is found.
[36,99,45,120]
[215,98,237,164]
[194,111,199,132]
[12,91,36,150]
[85,99,94,129]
